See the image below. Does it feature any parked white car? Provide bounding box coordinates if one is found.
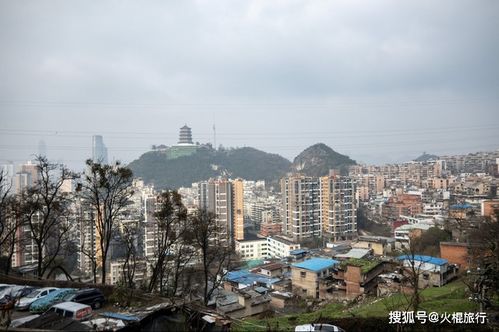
[0,285,35,300]
[47,301,93,321]
[0,284,19,298]
[16,287,58,310]
[295,324,345,332]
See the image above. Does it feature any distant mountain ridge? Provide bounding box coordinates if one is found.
[128,143,356,189]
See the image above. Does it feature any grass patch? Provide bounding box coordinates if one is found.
[232,279,477,332]
[350,280,476,317]
[339,258,382,273]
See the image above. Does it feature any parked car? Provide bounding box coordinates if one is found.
[46,301,93,321]
[0,284,19,298]
[12,286,37,299]
[16,287,59,310]
[30,288,76,313]
[0,284,15,294]
[295,324,345,332]
[63,288,105,309]
[0,285,36,300]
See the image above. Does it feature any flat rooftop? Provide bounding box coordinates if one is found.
[292,258,338,272]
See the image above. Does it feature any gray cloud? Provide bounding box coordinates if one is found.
[0,0,498,168]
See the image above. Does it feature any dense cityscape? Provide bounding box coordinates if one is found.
[0,124,498,331]
[2,1,498,331]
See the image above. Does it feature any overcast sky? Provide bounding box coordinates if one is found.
[1,0,498,170]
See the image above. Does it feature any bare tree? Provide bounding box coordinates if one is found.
[400,257,422,312]
[398,239,433,312]
[0,169,12,226]
[147,191,188,293]
[20,156,77,278]
[80,159,134,284]
[78,207,99,283]
[165,233,196,300]
[190,209,234,305]
[0,170,20,275]
[465,210,499,308]
[121,222,139,290]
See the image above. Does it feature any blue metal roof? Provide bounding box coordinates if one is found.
[292,258,338,272]
[290,249,307,255]
[450,203,473,210]
[226,270,280,287]
[397,255,448,266]
[100,312,140,321]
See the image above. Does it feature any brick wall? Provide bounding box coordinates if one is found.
[440,242,469,270]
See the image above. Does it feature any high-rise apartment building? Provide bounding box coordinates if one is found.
[281,173,357,243]
[232,179,244,241]
[143,194,158,260]
[281,175,322,242]
[198,178,244,244]
[321,175,357,242]
[15,161,39,193]
[92,135,108,164]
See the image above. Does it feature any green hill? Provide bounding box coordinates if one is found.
[291,143,356,176]
[414,152,439,162]
[128,143,357,189]
[127,146,291,189]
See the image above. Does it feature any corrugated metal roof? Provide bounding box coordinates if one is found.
[290,249,307,255]
[226,270,280,286]
[335,248,371,259]
[291,258,338,272]
[397,255,448,266]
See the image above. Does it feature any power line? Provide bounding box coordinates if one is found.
[0,124,498,139]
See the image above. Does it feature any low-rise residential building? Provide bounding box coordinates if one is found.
[258,222,282,237]
[339,258,387,298]
[382,194,423,221]
[270,291,293,309]
[266,236,301,258]
[352,236,395,256]
[394,223,432,249]
[291,257,338,299]
[216,287,271,319]
[439,242,473,270]
[225,270,280,290]
[398,255,458,287]
[251,262,289,278]
[448,203,474,220]
[235,238,268,260]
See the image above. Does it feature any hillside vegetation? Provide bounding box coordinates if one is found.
[291,143,356,177]
[128,143,357,189]
[128,146,291,189]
